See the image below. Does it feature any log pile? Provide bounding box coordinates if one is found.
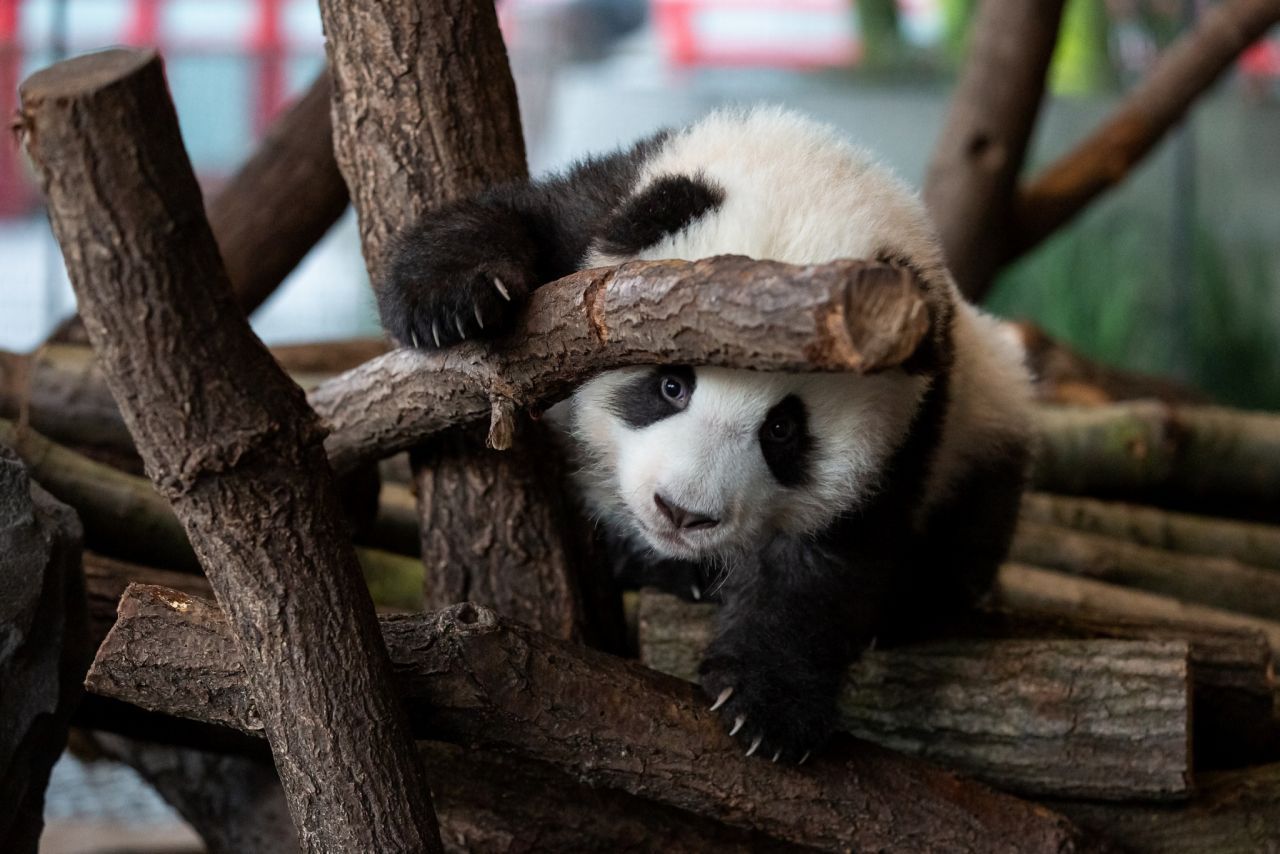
[3,0,1279,850]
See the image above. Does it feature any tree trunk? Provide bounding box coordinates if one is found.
[89,585,1095,853]
[19,49,442,853]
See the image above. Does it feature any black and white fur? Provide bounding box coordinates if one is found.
[380,107,1033,763]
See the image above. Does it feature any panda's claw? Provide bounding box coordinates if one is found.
[474,306,485,330]
[729,715,745,737]
[431,320,442,348]
[691,584,703,601]
[745,735,762,757]
[799,751,811,766]
[772,750,781,763]
[410,330,421,349]
[493,276,512,301]
[454,314,467,340]
[709,686,733,712]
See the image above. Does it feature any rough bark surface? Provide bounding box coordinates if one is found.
[996,563,1280,656]
[638,591,1191,800]
[208,71,348,314]
[1031,402,1280,518]
[1051,764,1280,854]
[1012,521,1280,621]
[1013,0,1280,259]
[310,258,931,473]
[89,586,1093,853]
[923,0,1065,299]
[314,0,593,638]
[19,49,441,853]
[1021,492,1280,571]
[0,447,88,854]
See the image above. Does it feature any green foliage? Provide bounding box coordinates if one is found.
[986,209,1280,411]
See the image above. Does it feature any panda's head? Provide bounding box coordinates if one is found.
[566,365,926,560]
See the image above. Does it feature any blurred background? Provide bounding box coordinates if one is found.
[3,0,1279,408]
[2,2,1276,850]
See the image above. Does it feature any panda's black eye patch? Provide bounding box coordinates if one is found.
[608,366,696,428]
[759,395,813,487]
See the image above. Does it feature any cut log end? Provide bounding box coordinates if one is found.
[834,263,931,373]
[19,47,157,103]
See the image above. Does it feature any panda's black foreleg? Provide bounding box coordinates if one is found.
[377,131,670,349]
[698,534,893,763]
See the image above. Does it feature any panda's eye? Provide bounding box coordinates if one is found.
[764,415,796,443]
[660,374,690,408]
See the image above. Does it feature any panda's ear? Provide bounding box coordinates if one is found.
[596,174,724,258]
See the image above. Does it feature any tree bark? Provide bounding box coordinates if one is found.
[310,258,932,474]
[1050,763,1280,854]
[1021,492,1280,571]
[637,591,1191,800]
[19,49,441,853]
[1012,521,1280,621]
[314,0,596,639]
[0,447,89,854]
[89,585,1094,853]
[924,0,1066,299]
[1012,0,1280,261]
[208,70,349,314]
[1031,402,1280,519]
[996,563,1280,657]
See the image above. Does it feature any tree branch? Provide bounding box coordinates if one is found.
[1012,0,1280,259]
[19,49,441,852]
[310,257,931,473]
[88,585,1093,853]
[924,0,1066,299]
[637,591,1190,800]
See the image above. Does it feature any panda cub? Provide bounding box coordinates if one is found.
[379,107,1033,763]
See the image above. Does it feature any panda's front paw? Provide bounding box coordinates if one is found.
[377,255,530,350]
[699,651,838,764]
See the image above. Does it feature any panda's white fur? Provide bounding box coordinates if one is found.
[563,106,1032,561]
[382,104,1035,760]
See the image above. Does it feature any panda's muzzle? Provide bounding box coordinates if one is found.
[653,493,720,531]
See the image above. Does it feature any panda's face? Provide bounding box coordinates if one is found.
[568,366,925,560]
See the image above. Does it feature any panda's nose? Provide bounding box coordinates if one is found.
[654,493,719,531]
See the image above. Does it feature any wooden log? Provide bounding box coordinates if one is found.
[207,71,348,314]
[3,419,424,608]
[310,258,931,474]
[1009,322,1210,406]
[1050,763,1280,854]
[1013,0,1280,261]
[983,606,1279,768]
[995,563,1280,657]
[1021,492,1280,571]
[1011,521,1280,621]
[88,585,1093,853]
[92,733,300,854]
[20,49,441,852]
[923,0,1065,299]
[0,447,89,854]
[636,591,1191,800]
[1031,402,1280,518]
[316,0,591,641]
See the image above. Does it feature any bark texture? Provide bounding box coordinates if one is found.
[1031,402,1280,518]
[996,563,1280,656]
[310,258,931,473]
[924,0,1066,299]
[1051,764,1280,854]
[0,447,88,854]
[19,49,441,853]
[208,71,348,314]
[314,0,595,638]
[1021,492,1280,571]
[1013,0,1280,259]
[1012,521,1280,621]
[89,586,1093,853]
[638,591,1191,800]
